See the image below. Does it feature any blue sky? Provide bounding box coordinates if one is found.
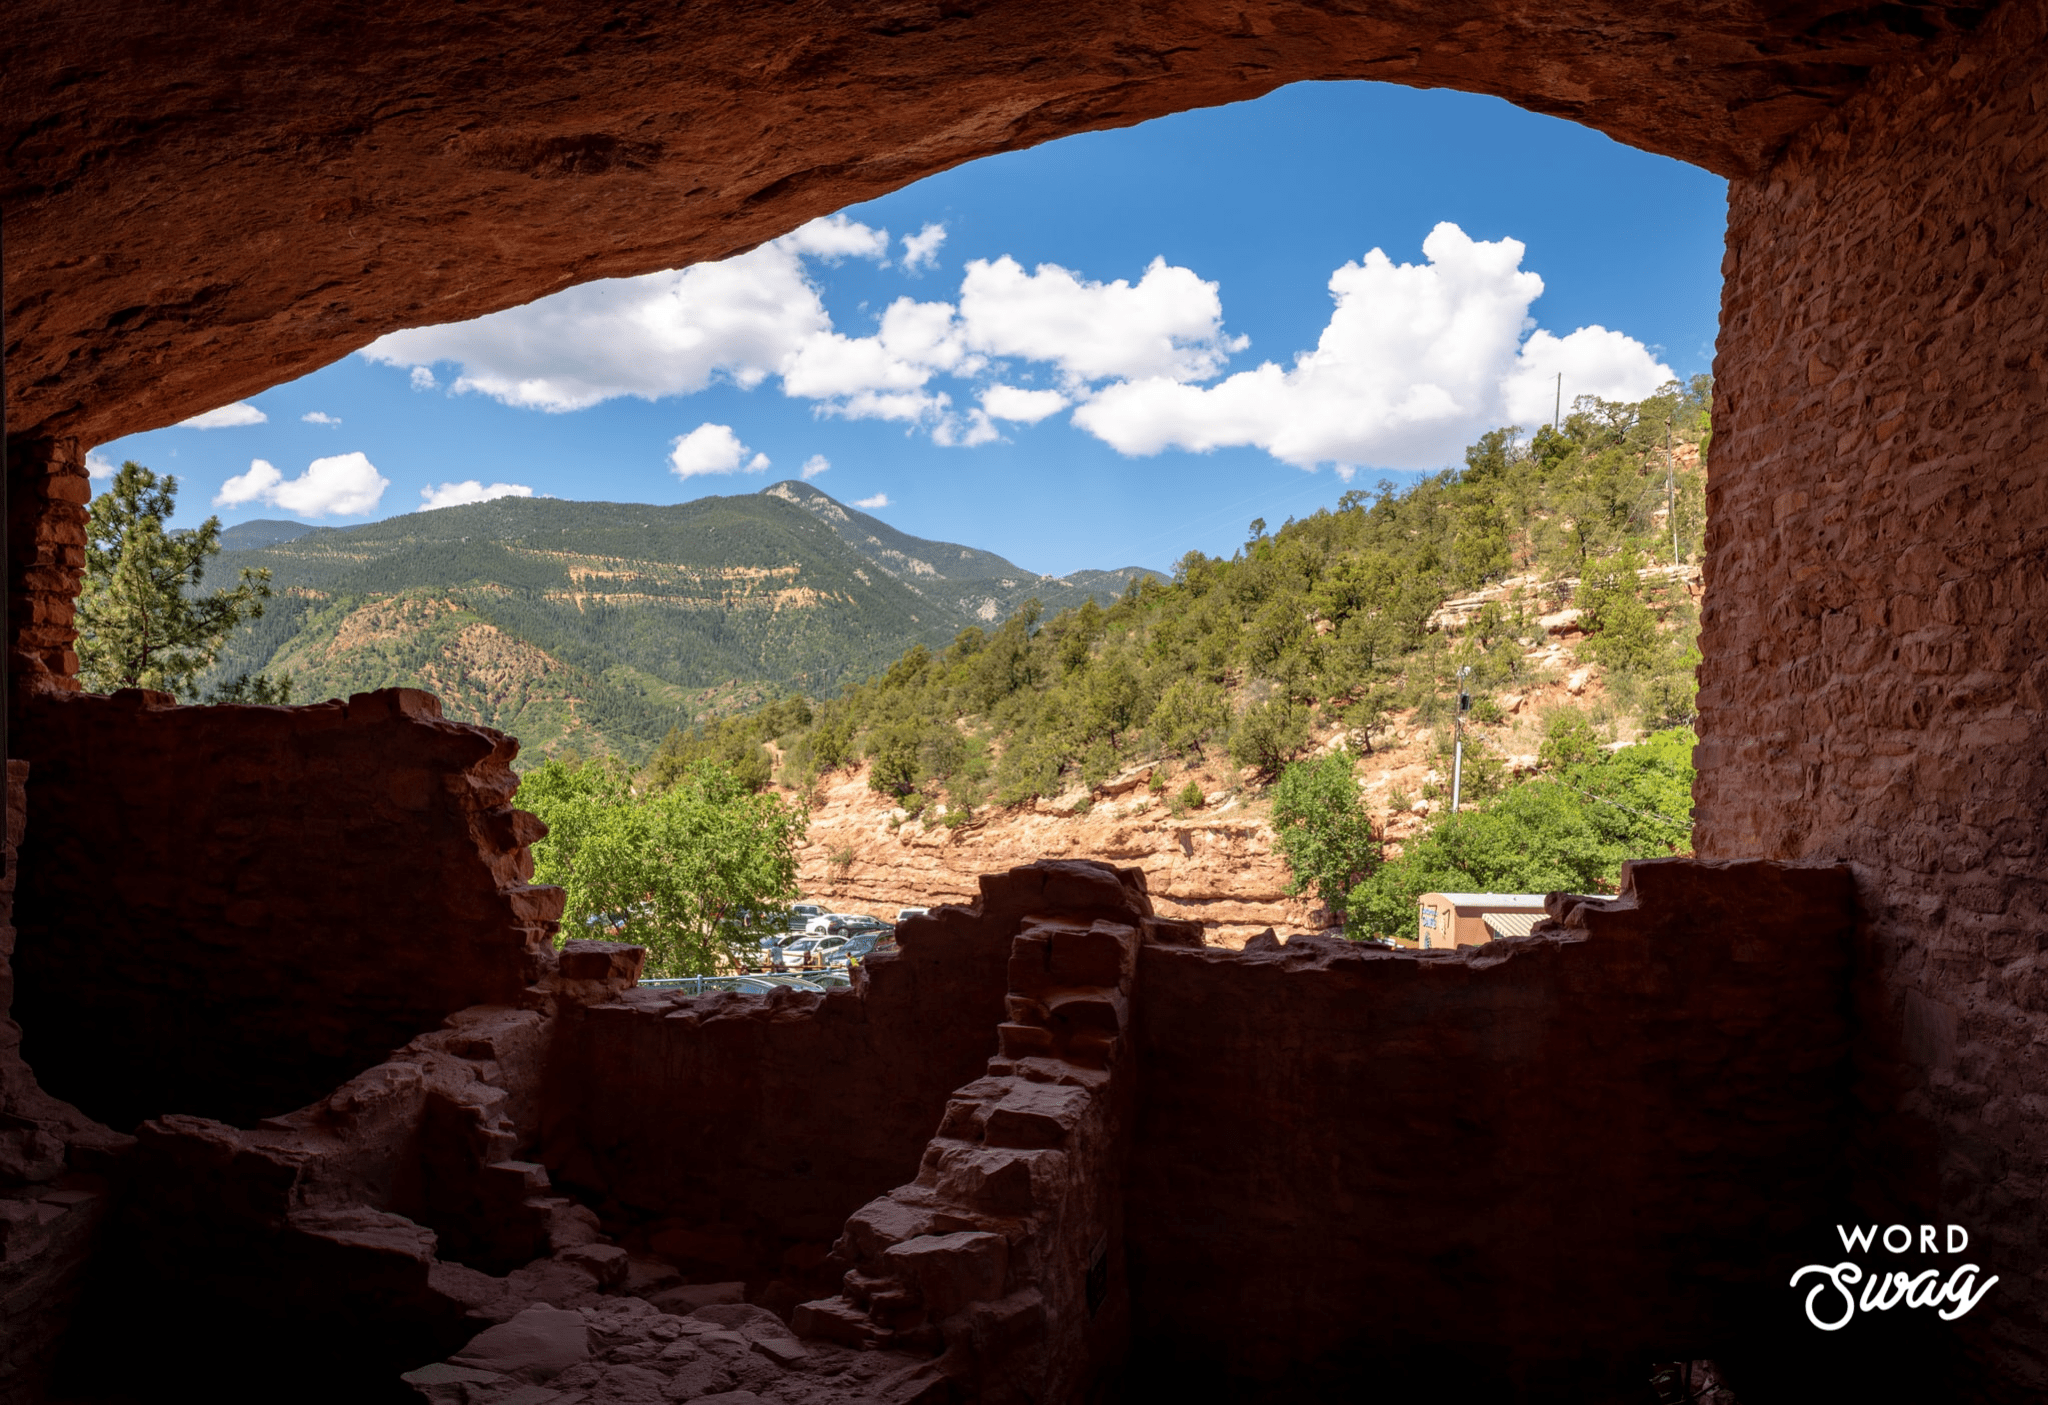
[101,82,1728,576]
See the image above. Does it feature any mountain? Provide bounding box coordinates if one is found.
[202,485,1160,763]
[761,481,1142,626]
[219,518,316,550]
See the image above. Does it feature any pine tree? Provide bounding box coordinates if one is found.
[77,462,278,699]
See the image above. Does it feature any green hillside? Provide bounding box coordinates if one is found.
[201,486,1158,763]
[731,379,1711,832]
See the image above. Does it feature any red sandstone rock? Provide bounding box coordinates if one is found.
[450,1304,591,1380]
[1,3,1988,456]
[1696,4,2048,1390]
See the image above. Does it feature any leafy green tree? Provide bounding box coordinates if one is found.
[864,717,927,797]
[1348,728,1695,940]
[79,462,275,698]
[1269,748,1382,918]
[520,756,808,976]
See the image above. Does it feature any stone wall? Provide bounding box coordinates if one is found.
[538,862,1152,1313]
[793,869,1170,1402]
[10,687,564,1130]
[2,438,88,693]
[0,760,130,1405]
[1699,2,2048,1393]
[15,855,1867,1402]
[1124,859,1856,1399]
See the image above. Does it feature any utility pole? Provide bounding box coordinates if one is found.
[1451,665,1471,813]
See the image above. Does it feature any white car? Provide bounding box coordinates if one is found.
[895,907,928,923]
[780,934,850,970]
[804,912,861,935]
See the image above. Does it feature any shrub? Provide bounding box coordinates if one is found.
[1228,697,1310,778]
[1149,678,1229,757]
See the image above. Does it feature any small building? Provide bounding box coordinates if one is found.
[1416,892,1550,949]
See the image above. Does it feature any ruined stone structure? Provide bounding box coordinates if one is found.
[7,1,2048,1400]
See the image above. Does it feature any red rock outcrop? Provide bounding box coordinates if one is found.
[795,759,1317,943]
[10,687,565,1131]
[1700,1,2048,1392]
[0,3,1988,455]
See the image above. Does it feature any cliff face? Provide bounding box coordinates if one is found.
[785,614,1643,946]
[785,714,1552,945]
[791,761,1313,946]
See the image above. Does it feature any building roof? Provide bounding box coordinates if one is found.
[1480,911,1548,938]
[1422,893,1551,910]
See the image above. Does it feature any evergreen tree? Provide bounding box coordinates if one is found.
[78,462,277,699]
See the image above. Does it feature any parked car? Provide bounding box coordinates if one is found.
[842,915,890,935]
[753,974,829,993]
[639,974,789,996]
[787,902,824,933]
[808,935,853,967]
[778,936,820,970]
[895,907,929,923]
[827,932,895,968]
[804,912,864,936]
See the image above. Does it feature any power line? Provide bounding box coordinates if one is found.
[1563,781,1688,830]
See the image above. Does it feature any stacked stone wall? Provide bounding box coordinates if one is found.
[1701,1,2048,1392]
[2,438,88,693]
[537,862,1153,1313]
[1124,859,1856,1398]
[10,687,564,1130]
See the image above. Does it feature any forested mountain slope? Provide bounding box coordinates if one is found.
[741,379,1711,807]
[653,381,1712,937]
[202,486,1157,762]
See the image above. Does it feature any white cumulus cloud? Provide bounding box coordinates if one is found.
[854,493,890,510]
[179,401,268,429]
[364,215,892,414]
[302,411,342,425]
[215,452,389,516]
[981,385,1069,424]
[355,215,1669,475]
[901,222,947,272]
[958,255,1244,386]
[1072,223,1672,472]
[87,452,118,480]
[800,455,831,480]
[1502,327,1674,428]
[420,481,534,510]
[669,423,770,480]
